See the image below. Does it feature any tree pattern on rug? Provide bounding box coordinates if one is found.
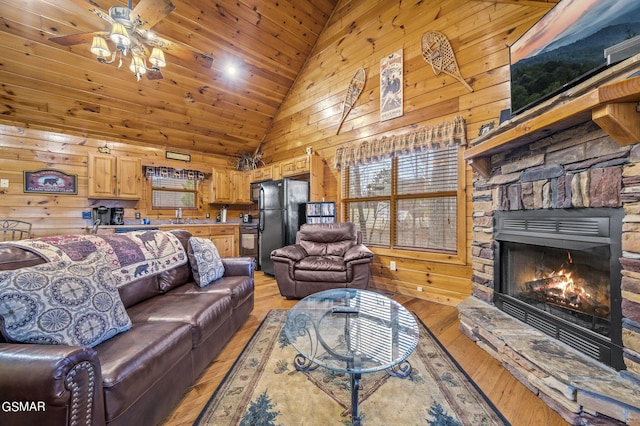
[240,390,280,426]
[428,402,463,426]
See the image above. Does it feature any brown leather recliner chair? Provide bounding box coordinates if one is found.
[270,222,374,299]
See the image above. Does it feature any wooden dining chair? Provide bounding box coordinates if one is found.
[0,219,32,241]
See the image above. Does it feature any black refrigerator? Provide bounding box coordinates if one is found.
[258,178,309,275]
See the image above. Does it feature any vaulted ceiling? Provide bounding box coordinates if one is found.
[0,0,338,157]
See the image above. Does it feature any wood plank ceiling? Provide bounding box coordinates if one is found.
[0,0,338,157]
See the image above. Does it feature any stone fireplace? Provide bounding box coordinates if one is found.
[460,118,640,425]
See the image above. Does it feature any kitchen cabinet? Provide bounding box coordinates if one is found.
[210,234,235,257]
[211,168,233,203]
[255,154,325,201]
[209,225,238,257]
[251,165,273,182]
[279,154,324,201]
[169,224,238,257]
[223,153,325,203]
[211,168,252,204]
[88,153,141,199]
[232,171,252,204]
[280,155,309,177]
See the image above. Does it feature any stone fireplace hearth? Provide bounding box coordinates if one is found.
[461,118,640,425]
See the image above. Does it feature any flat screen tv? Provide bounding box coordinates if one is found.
[509,0,640,116]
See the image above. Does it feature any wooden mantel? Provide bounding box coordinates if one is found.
[464,75,640,178]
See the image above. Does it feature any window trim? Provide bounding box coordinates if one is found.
[340,148,467,265]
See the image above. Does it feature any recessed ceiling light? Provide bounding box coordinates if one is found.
[227,65,237,76]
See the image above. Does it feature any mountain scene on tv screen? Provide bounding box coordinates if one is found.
[511,1,640,114]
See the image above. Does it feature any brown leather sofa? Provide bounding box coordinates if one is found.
[270,222,374,299]
[0,230,254,426]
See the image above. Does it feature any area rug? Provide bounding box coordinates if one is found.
[194,309,509,425]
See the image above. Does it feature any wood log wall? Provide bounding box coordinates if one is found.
[0,125,255,236]
[259,0,557,305]
[0,0,558,305]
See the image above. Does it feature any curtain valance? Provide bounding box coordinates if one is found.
[333,115,466,170]
[144,166,206,181]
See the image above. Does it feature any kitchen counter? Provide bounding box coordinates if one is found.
[90,221,245,230]
[84,221,246,256]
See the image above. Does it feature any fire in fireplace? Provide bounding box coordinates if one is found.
[494,208,624,370]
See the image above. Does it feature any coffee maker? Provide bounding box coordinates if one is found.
[92,206,111,226]
[92,207,125,225]
[111,207,124,225]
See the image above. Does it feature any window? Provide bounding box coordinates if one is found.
[342,145,463,253]
[151,177,198,209]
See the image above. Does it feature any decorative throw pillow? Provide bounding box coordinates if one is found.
[0,252,132,347]
[188,237,225,287]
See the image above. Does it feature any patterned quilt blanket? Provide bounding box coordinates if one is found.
[5,230,187,287]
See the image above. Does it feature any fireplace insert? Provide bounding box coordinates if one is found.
[494,208,624,370]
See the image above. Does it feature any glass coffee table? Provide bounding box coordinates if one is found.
[284,288,419,425]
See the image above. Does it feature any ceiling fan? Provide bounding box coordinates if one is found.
[49,0,214,81]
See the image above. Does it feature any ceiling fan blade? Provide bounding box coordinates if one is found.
[49,32,102,46]
[63,0,113,27]
[147,69,164,80]
[64,0,105,13]
[132,0,176,29]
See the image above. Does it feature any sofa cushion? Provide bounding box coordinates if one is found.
[168,276,254,309]
[127,293,232,347]
[0,252,132,347]
[187,237,225,286]
[299,239,354,257]
[95,321,193,422]
[326,240,354,256]
[117,275,161,308]
[298,223,358,257]
[294,255,347,282]
[297,255,346,271]
[297,222,357,244]
[294,268,347,282]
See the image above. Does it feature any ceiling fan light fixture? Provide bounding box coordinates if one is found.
[129,55,147,80]
[110,22,131,47]
[149,48,166,68]
[90,36,111,58]
[51,0,184,82]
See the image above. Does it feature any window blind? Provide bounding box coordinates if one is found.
[342,145,459,252]
[151,177,197,209]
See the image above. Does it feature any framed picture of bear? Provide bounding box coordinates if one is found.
[24,169,77,194]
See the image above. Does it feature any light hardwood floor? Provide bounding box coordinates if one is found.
[162,273,568,425]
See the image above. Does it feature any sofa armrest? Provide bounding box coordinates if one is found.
[344,244,374,263]
[222,256,255,277]
[0,343,105,426]
[271,245,308,263]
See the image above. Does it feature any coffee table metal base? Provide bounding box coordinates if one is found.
[293,355,413,426]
